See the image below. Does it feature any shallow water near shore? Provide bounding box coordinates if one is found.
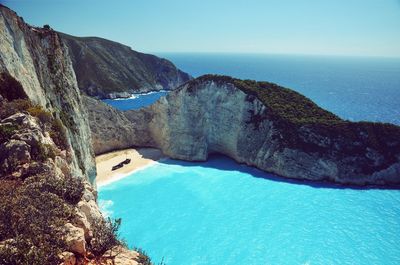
[98,155,400,265]
[99,54,400,264]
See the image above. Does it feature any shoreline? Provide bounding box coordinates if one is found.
[95,148,166,187]
[102,89,169,100]
[94,149,400,190]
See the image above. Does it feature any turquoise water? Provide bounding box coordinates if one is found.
[99,156,400,265]
[99,54,400,264]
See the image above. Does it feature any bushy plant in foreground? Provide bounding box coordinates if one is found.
[0,174,73,265]
[89,217,124,256]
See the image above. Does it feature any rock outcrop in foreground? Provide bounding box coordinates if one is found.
[0,108,146,265]
[60,33,191,98]
[89,75,400,186]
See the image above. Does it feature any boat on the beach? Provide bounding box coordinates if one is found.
[112,158,131,170]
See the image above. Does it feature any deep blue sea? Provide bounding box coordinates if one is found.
[102,90,168,111]
[104,53,400,125]
[99,54,400,265]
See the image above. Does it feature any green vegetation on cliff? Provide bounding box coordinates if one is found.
[0,95,78,264]
[0,175,81,264]
[0,94,126,264]
[60,33,191,98]
[194,74,341,124]
[189,75,400,175]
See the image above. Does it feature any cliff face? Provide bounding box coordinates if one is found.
[84,95,138,154]
[0,6,95,181]
[60,33,192,99]
[0,108,144,264]
[88,75,400,186]
[0,7,96,180]
[0,5,148,264]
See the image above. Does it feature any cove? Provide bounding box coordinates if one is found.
[102,90,168,111]
[98,155,400,265]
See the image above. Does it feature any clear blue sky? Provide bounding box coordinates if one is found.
[2,0,400,57]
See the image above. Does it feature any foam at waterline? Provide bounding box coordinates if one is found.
[113,94,139,100]
[112,90,168,101]
[98,199,114,217]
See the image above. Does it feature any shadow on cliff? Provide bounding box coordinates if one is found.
[155,153,400,190]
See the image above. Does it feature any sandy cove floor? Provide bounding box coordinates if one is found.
[95,148,165,187]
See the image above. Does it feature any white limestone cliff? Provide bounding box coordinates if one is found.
[88,78,400,186]
[0,6,95,181]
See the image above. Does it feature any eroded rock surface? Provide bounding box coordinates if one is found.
[0,5,146,264]
[84,96,138,154]
[0,110,144,264]
[0,6,95,181]
[88,76,400,186]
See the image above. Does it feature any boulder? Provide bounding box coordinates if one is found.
[0,139,31,170]
[2,113,39,130]
[59,251,76,265]
[73,209,93,241]
[103,246,140,265]
[77,199,103,225]
[12,129,49,147]
[81,180,97,202]
[63,223,86,256]
[1,113,28,125]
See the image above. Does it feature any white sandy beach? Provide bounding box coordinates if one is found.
[95,148,165,187]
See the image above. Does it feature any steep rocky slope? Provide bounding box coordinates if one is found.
[84,95,137,154]
[0,5,148,264]
[0,6,95,181]
[88,75,400,186]
[60,33,191,98]
[0,104,145,265]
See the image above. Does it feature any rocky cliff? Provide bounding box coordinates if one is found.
[0,6,95,181]
[0,107,146,265]
[84,95,138,154]
[0,5,148,264]
[60,33,191,98]
[88,75,400,186]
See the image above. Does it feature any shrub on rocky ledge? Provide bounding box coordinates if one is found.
[0,124,19,144]
[27,105,53,124]
[0,99,32,120]
[0,173,74,265]
[0,97,69,151]
[32,142,56,161]
[89,217,124,256]
[23,173,84,205]
[50,117,69,149]
[133,248,154,265]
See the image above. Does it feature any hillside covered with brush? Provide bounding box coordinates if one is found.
[60,33,191,98]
